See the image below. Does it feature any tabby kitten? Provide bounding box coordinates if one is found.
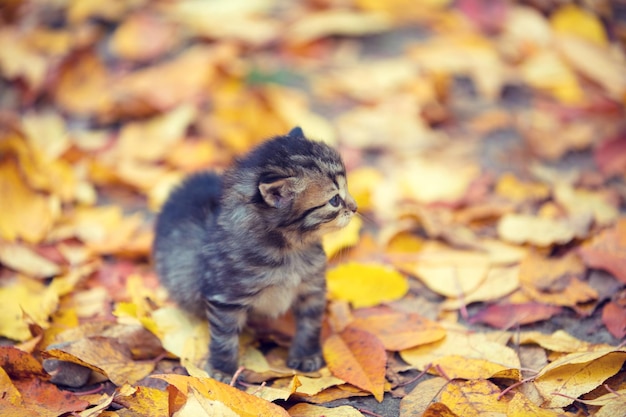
[153,127,357,382]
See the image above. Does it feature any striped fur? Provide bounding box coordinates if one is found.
[153,127,356,382]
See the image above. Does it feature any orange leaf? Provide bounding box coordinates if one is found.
[12,378,89,417]
[0,346,48,380]
[323,327,386,402]
[152,374,290,417]
[349,308,445,351]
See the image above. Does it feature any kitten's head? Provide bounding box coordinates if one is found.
[236,127,357,243]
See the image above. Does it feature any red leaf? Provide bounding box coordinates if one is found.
[579,219,626,285]
[13,378,89,417]
[470,303,563,329]
[602,301,626,339]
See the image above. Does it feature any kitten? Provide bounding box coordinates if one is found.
[153,127,357,382]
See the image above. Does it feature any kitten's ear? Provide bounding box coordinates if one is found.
[259,178,297,209]
[288,126,304,138]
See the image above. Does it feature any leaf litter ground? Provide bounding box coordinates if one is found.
[1,1,626,416]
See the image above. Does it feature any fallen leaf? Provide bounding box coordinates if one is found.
[550,4,608,46]
[594,133,626,177]
[43,337,155,386]
[400,324,520,380]
[114,384,170,416]
[497,213,577,246]
[323,328,386,402]
[442,265,520,310]
[0,366,21,405]
[518,330,594,353]
[440,379,509,416]
[287,10,391,45]
[602,301,626,339]
[326,262,408,308]
[153,373,291,417]
[469,302,563,329]
[495,172,550,203]
[507,392,568,417]
[404,244,491,298]
[554,183,619,227]
[12,378,89,417]
[421,402,458,417]
[0,242,61,278]
[349,308,446,351]
[288,403,364,417]
[0,160,59,243]
[399,377,449,417]
[578,218,626,284]
[534,348,626,408]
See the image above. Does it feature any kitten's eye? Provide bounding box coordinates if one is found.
[329,195,341,207]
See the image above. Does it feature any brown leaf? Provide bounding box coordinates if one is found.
[323,327,387,402]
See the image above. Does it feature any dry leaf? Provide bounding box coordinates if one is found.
[323,328,386,402]
[0,242,61,278]
[288,403,364,417]
[440,379,509,416]
[153,373,291,417]
[507,392,568,417]
[470,303,563,329]
[550,4,608,46]
[349,308,445,351]
[578,218,626,284]
[399,377,449,417]
[326,263,408,308]
[400,324,521,380]
[497,213,577,246]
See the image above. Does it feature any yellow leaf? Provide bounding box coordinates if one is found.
[400,378,450,416]
[518,330,593,353]
[551,4,608,46]
[507,392,568,417]
[442,265,520,310]
[534,349,626,408]
[287,10,391,45]
[115,385,169,416]
[0,160,59,243]
[346,167,384,212]
[327,262,408,308]
[400,324,520,380]
[175,386,239,417]
[0,242,61,278]
[440,380,508,416]
[0,276,59,341]
[323,216,362,258]
[495,172,550,203]
[497,213,577,246]
[519,50,583,104]
[405,244,491,298]
[153,374,291,417]
[554,183,620,227]
[44,337,155,386]
[288,403,364,417]
[323,328,386,402]
[0,366,22,406]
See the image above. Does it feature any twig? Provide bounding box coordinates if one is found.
[358,409,385,417]
[397,363,432,387]
[498,376,535,400]
[230,366,245,387]
[435,364,451,382]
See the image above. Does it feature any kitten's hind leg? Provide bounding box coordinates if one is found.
[205,300,247,383]
[287,287,326,372]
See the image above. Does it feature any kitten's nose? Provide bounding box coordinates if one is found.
[347,199,357,213]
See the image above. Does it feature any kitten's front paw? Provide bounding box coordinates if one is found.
[208,369,233,385]
[287,352,325,373]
